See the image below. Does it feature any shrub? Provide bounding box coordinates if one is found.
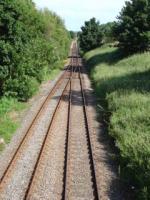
[4,76,39,101]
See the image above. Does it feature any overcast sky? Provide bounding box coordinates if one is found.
[33,0,126,31]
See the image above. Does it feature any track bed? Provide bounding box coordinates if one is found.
[0,42,101,200]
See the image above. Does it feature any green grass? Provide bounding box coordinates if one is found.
[84,45,150,199]
[0,97,26,151]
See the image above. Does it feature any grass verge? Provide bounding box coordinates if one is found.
[0,97,26,151]
[84,45,150,199]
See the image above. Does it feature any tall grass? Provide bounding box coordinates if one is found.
[0,97,26,151]
[84,45,150,199]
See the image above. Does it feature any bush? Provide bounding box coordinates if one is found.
[4,77,39,101]
[0,0,70,101]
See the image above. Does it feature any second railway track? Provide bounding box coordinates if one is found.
[0,41,100,200]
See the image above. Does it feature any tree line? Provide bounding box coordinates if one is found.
[79,0,150,53]
[0,0,71,101]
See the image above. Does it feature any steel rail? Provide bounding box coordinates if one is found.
[78,62,100,200]
[63,44,100,199]
[62,57,77,200]
[24,53,76,200]
[0,64,71,184]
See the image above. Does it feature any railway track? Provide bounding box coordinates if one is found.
[0,41,100,200]
[63,49,99,200]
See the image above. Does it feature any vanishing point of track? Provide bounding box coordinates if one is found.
[0,41,100,200]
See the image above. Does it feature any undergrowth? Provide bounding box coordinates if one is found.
[0,97,26,151]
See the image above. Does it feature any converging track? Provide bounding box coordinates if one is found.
[0,41,100,200]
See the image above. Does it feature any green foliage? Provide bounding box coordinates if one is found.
[41,9,70,60]
[0,97,25,115]
[79,18,103,52]
[0,0,70,101]
[0,97,26,150]
[114,0,150,53]
[84,45,150,199]
[69,31,76,39]
[4,76,39,101]
[99,22,116,43]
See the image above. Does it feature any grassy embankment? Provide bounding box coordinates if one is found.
[0,61,65,151]
[84,45,150,199]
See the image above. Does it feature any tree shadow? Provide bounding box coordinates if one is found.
[86,48,125,72]
[94,69,150,101]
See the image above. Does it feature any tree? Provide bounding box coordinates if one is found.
[114,0,150,53]
[0,0,70,101]
[79,18,103,52]
[69,31,76,39]
[99,22,116,43]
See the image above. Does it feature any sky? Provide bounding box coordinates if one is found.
[33,0,126,31]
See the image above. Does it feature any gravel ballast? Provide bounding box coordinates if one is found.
[26,86,70,200]
[0,78,68,200]
[0,55,122,200]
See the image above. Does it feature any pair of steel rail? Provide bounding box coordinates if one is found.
[0,43,100,200]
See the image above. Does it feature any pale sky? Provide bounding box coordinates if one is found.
[33,0,126,31]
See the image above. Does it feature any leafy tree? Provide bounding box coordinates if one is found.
[69,31,76,39]
[0,0,70,101]
[79,18,103,52]
[114,0,150,53]
[99,22,116,43]
[41,9,70,60]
